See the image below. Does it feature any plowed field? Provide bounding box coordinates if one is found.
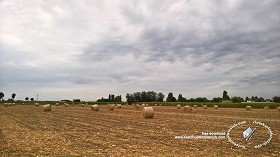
[0,105,279,156]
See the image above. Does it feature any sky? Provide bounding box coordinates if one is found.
[0,0,279,101]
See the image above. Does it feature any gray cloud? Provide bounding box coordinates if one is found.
[0,0,279,101]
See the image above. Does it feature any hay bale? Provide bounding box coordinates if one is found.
[202,105,207,109]
[213,105,218,109]
[4,103,8,107]
[142,107,154,118]
[43,104,51,112]
[145,104,149,107]
[81,103,85,107]
[276,107,280,112]
[107,104,115,111]
[55,103,59,106]
[246,106,252,111]
[34,103,39,107]
[8,103,12,106]
[159,104,162,106]
[64,103,69,107]
[12,103,16,106]
[183,105,192,113]
[135,104,140,109]
[177,104,181,109]
[154,104,158,106]
[193,105,198,108]
[91,104,99,111]
[117,104,122,108]
[264,106,269,110]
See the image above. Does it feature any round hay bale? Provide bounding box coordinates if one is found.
[140,104,145,109]
[8,103,12,106]
[117,104,122,108]
[213,105,218,109]
[64,103,69,107]
[193,105,198,108]
[107,104,115,111]
[12,103,16,106]
[263,106,269,110]
[203,105,207,109]
[81,103,85,107]
[55,103,59,106]
[276,107,280,112]
[91,104,99,111]
[246,106,252,111]
[154,104,158,106]
[4,103,8,107]
[43,104,51,112]
[34,103,39,107]
[135,104,140,109]
[177,104,181,109]
[183,106,192,113]
[159,104,162,106]
[145,104,149,107]
[142,107,154,118]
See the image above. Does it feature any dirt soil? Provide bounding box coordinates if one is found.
[0,105,279,157]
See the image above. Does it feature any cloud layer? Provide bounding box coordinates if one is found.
[0,0,279,101]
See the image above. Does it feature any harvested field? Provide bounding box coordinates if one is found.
[0,105,279,156]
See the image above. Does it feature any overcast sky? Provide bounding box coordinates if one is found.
[0,0,279,101]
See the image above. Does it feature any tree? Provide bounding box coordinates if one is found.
[212,97,223,102]
[126,93,133,104]
[114,95,122,102]
[25,97,29,101]
[0,92,4,101]
[108,94,115,102]
[157,92,165,102]
[12,93,16,101]
[73,99,81,102]
[245,97,249,102]
[231,96,244,103]
[222,90,230,100]
[272,96,280,103]
[30,98,34,101]
[166,92,176,102]
[177,94,187,102]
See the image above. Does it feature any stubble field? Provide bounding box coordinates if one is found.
[0,105,279,156]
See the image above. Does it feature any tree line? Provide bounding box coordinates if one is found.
[126,91,165,104]
[1,91,280,103]
[97,94,122,102]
